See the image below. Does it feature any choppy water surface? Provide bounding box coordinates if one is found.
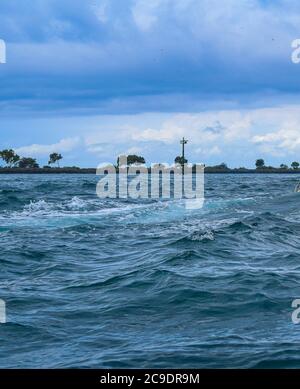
[0,173,300,368]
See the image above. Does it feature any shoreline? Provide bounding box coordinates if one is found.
[1,167,300,174]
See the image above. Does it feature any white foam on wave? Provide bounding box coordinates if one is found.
[22,197,103,216]
[66,196,87,210]
[0,192,257,233]
[1,197,169,222]
[24,200,54,214]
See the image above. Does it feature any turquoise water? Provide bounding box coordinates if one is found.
[0,173,300,368]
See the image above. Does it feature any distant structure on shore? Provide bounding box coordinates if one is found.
[174,137,188,167]
[180,137,188,167]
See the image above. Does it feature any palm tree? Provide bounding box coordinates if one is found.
[49,153,63,168]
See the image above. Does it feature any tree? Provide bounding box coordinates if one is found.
[255,159,265,169]
[208,163,229,170]
[218,162,228,170]
[0,149,20,167]
[117,155,145,166]
[18,157,39,168]
[174,156,188,165]
[291,161,300,170]
[49,153,63,167]
[280,164,288,169]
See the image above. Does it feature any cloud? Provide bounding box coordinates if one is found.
[130,112,251,144]
[131,126,182,143]
[132,0,162,31]
[14,137,81,156]
[0,0,300,114]
[124,146,143,155]
[56,104,300,166]
[101,105,300,161]
[1,0,300,166]
[195,145,221,157]
[252,125,300,155]
[2,104,300,167]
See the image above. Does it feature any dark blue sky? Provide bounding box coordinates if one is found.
[0,0,300,167]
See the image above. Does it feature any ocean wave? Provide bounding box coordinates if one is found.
[1,175,300,368]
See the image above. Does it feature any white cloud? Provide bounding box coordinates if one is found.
[130,111,252,144]
[131,125,183,143]
[124,146,143,155]
[195,145,221,157]
[12,104,299,166]
[252,124,300,155]
[86,143,105,154]
[132,0,163,31]
[15,137,81,156]
[72,105,300,164]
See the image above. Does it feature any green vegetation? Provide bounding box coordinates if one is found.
[280,164,288,169]
[206,162,230,172]
[0,149,300,174]
[291,161,300,170]
[18,157,39,168]
[49,153,63,167]
[174,156,188,165]
[117,155,146,166]
[0,149,20,167]
[0,150,66,169]
[255,159,265,169]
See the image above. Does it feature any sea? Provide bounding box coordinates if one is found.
[0,173,300,368]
